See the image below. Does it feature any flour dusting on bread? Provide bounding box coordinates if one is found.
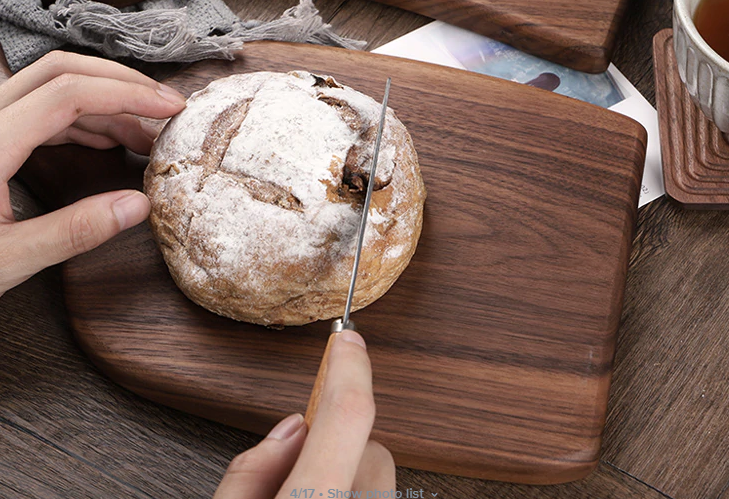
[145,71,425,326]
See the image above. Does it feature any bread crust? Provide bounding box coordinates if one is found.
[144,71,426,326]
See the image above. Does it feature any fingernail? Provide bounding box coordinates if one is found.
[112,191,150,231]
[157,84,186,105]
[266,413,304,440]
[139,120,160,140]
[340,329,367,350]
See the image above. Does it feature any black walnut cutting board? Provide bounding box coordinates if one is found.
[369,0,629,73]
[14,42,646,484]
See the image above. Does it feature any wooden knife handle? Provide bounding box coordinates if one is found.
[304,333,338,428]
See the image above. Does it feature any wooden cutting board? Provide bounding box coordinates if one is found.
[370,0,629,73]
[15,42,646,484]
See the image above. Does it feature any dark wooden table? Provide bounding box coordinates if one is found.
[3,0,727,497]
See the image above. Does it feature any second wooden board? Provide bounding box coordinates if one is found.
[368,0,629,73]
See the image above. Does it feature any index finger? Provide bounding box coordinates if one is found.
[278,331,375,498]
[0,73,185,181]
[0,51,165,111]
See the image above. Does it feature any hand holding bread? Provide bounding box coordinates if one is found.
[0,51,185,296]
[0,53,400,497]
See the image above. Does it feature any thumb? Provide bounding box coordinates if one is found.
[214,413,307,499]
[1,190,149,293]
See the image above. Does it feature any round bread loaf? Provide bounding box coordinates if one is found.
[144,71,426,326]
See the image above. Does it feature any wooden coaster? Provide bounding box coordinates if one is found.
[654,28,729,208]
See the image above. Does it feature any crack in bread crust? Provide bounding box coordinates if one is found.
[317,95,365,133]
[216,170,304,212]
[200,99,251,176]
[317,96,393,205]
[311,74,344,89]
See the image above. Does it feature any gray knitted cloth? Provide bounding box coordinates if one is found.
[0,0,365,72]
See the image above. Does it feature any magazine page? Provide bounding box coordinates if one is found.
[373,21,664,207]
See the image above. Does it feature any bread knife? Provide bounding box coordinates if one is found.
[304,78,392,428]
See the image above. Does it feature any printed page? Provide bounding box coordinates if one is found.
[373,21,664,207]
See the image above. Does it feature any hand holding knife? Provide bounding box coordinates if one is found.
[305,78,392,428]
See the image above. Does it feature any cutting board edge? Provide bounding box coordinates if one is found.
[80,347,602,485]
[66,271,608,487]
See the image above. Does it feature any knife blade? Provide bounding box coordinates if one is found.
[332,77,391,333]
[304,78,391,428]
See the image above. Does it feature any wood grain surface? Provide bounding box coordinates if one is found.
[18,42,646,484]
[0,232,670,498]
[367,0,629,73]
[600,9,729,499]
[5,0,729,497]
[304,333,337,429]
[654,29,729,208]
